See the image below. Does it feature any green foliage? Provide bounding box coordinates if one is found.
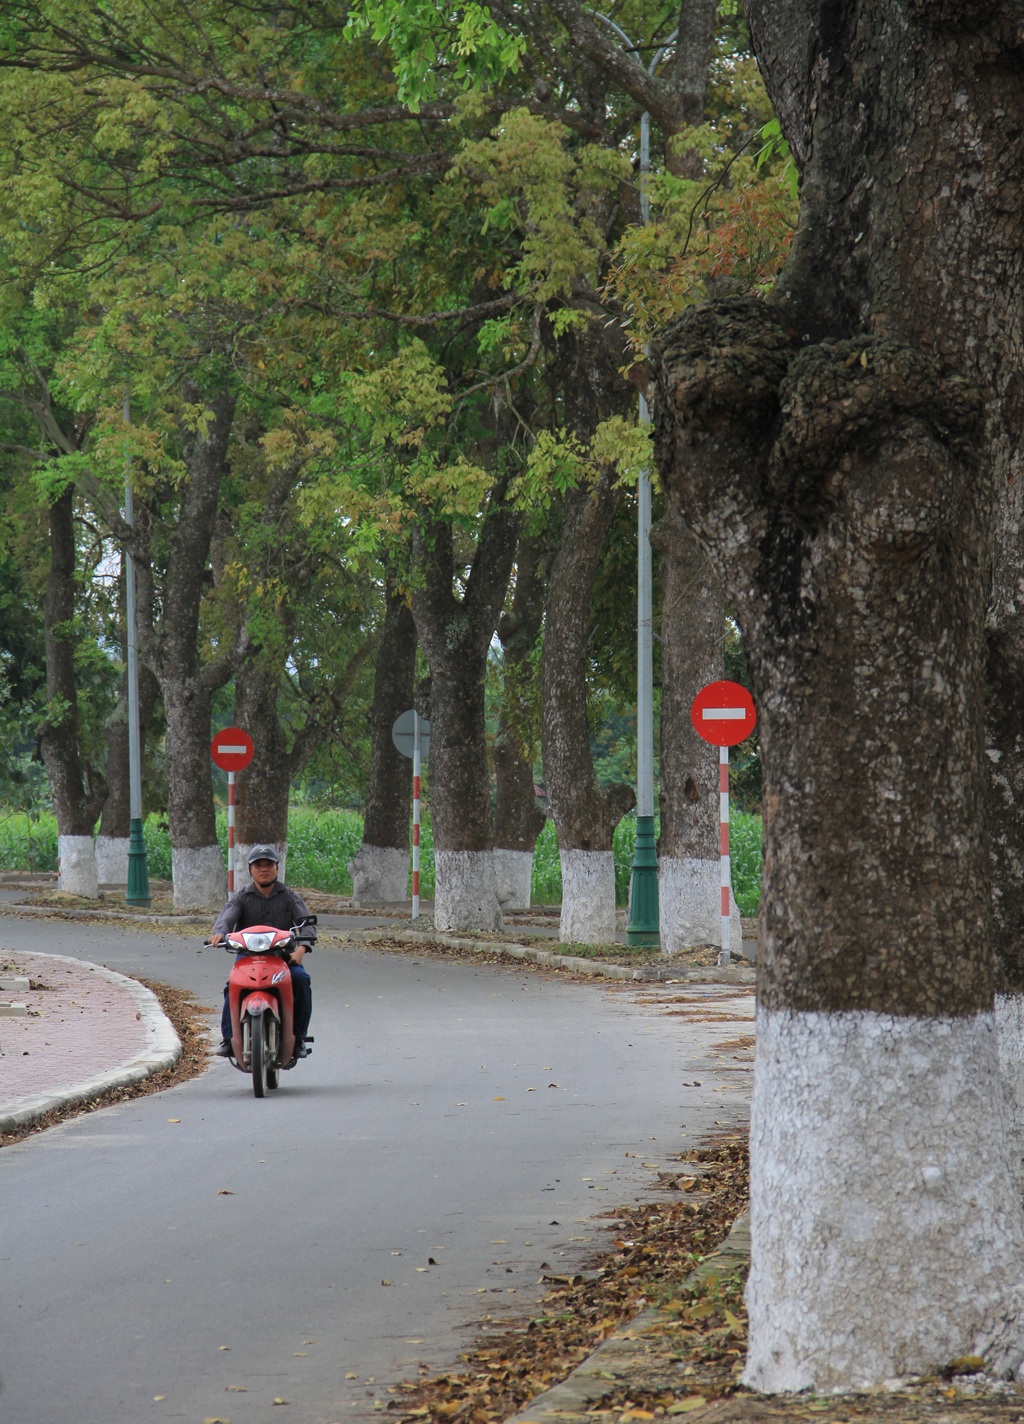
[345,2,525,109]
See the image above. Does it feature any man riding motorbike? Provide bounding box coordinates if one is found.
[209,845,315,1058]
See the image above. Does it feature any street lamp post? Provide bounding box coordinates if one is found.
[124,394,151,906]
[591,17,676,946]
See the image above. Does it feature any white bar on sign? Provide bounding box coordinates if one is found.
[218,745,248,754]
[702,707,746,720]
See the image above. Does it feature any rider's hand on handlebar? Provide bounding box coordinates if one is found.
[208,932,224,946]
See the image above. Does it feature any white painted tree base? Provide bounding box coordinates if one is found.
[559,849,616,944]
[234,841,287,890]
[94,835,129,886]
[494,848,533,910]
[996,993,1024,1201]
[172,845,227,912]
[434,850,503,933]
[658,854,741,954]
[744,1005,1024,1393]
[58,835,98,898]
[348,843,409,905]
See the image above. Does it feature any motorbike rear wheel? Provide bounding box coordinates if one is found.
[250,1012,271,1098]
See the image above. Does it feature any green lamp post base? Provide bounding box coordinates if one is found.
[126,816,151,906]
[627,814,660,946]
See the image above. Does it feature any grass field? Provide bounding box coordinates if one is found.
[0,806,763,912]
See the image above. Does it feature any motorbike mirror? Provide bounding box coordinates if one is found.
[297,914,318,927]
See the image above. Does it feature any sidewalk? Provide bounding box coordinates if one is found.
[0,947,180,1132]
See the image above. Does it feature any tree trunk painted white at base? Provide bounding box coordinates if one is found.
[234,842,287,891]
[58,835,98,898]
[348,843,409,905]
[559,849,616,944]
[494,848,533,910]
[172,845,227,912]
[434,850,503,933]
[744,1005,1024,1393]
[996,993,1024,1200]
[658,855,741,954]
[94,835,129,886]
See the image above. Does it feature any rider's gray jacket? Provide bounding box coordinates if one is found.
[212,881,316,946]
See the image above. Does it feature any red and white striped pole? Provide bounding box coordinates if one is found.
[227,770,236,894]
[719,745,731,967]
[412,712,421,919]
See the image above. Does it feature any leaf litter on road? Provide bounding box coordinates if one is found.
[387,1139,1024,1424]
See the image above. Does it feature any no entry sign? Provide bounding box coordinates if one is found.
[691,680,757,747]
[210,727,255,772]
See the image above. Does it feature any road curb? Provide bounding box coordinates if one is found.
[0,953,181,1132]
[502,1210,752,1424]
[334,927,757,985]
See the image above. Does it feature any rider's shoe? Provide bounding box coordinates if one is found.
[296,1040,311,1058]
[214,1038,232,1057]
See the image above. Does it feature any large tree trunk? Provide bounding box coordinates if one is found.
[655,0,1024,1389]
[988,504,1024,1196]
[95,606,160,887]
[349,584,417,905]
[39,487,105,896]
[412,501,517,933]
[232,653,295,883]
[493,536,547,910]
[540,323,636,943]
[143,388,237,910]
[651,505,740,952]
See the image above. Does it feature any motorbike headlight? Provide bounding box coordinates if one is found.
[240,931,275,953]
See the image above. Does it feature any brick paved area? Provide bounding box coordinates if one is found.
[0,949,179,1128]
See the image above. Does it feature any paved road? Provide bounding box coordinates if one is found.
[0,913,753,1424]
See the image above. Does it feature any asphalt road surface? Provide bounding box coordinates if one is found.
[0,913,753,1424]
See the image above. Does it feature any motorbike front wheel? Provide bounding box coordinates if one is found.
[249,1012,271,1098]
[266,1017,280,1091]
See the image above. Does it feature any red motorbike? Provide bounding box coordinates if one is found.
[220,918,316,1097]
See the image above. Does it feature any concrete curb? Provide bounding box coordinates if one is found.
[0,953,182,1133]
[502,1210,752,1423]
[1,902,209,927]
[334,926,757,985]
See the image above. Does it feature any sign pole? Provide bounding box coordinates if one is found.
[227,771,236,894]
[412,712,422,919]
[690,680,757,969]
[719,744,731,967]
[210,729,255,892]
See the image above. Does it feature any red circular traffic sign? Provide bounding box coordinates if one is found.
[210,727,255,772]
[690,680,757,747]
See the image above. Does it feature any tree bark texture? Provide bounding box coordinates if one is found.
[350,584,417,904]
[39,487,105,895]
[140,388,237,909]
[494,536,548,909]
[540,324,636,942]
[655,1,1024,1390]
[652,504,740,951]
[411,499,518,931]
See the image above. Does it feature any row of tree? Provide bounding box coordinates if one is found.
[7,0,1024,1402]
[0,1,788,944]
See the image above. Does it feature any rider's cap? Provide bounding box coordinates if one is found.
[247,844,280,865]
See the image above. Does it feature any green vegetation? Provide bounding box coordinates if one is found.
[0,807,763,912]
